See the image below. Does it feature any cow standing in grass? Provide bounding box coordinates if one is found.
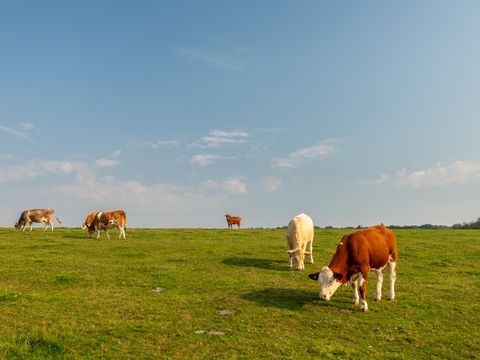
[225,214,241,229]
[83,210,127,239]
[309,224,397,312]
[286,213,314,270]
[15,208,61,231]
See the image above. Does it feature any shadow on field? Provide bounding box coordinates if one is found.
[241,288,317,310]
[222,257,287,271]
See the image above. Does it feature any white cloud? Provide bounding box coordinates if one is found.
[198,178,248,195]
[174,46,246,72]
[132,140,179,150]
[368,160,480,188]
[0,160,88,183]
[0,125,31,141]
[273,141,337,169]
[263,177,283,193]
[191,129,250,148]
[95,159,120,168]
[191,154,225,166]
[222,178,247,194]
[20,123,35,130]
[112,149,122,157]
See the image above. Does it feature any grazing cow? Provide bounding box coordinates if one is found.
[308,224,397,312]
[286,213,314,270]
[15,208,61,231]
[82,210,126,239]
[225,214,241,229]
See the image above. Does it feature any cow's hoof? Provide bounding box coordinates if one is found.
[362,308,369,312]
[352,300,359,305]
[374,298,381,302]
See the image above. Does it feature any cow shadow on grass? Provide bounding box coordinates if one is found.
[241,288,319,310]
[222,257,287,271]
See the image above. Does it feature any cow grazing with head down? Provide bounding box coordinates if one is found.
[82,210,126,239]
[225,214,241,229]
[309,224,397,312]
[286,213,314,270]
[15,208,62,231]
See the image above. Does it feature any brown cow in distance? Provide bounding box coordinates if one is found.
[225,214,241,229]
[82,210,127,239]
[15,208,62,231]
[309,224,397,312]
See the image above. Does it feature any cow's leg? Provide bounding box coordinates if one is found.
[351,277,359,305]
[29,223,33,231]
[96,230,100,239]
[307,240,314,264]
[358,266,370,312]
[387,260,397,300]
[374,269,383,301]
[288,253,293,269]
[105,229,110,240]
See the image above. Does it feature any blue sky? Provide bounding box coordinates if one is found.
[2,1,480,228]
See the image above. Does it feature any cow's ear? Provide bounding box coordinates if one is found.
[308,272,319,281]
[333,272,343,281]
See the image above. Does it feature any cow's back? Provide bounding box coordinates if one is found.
[345,225,397,270]
[287,213,314,247]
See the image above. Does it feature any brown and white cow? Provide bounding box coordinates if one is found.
[82,210,126,239]
[286,213,314,270]
[15,208,61,231]
[225,214,241,229]
[308,224,397,312]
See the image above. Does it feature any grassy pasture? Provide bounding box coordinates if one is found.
[0,227,479,359]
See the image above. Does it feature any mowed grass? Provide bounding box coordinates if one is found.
[0,227,479,359]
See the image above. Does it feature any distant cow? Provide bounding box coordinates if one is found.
[286,213,314,270]
[309,224,397,312]
[82,210,126,239]
[225,214,241,229]
[15,208,61,231]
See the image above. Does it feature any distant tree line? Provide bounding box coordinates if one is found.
[274,218,480,230]
[452,218,480,229]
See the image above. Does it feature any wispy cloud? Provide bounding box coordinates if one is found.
[191,154,227,166]
[365,160,480,188]
[132,140,179,150]
[174,36,249,73]
[262,177,283,193]
[20,123,35,130]
[0,125,31,141]
[222,178,248,194]
[199,177,248,195]
[95,158,120,168]
[272,140,338,169]
[191,129,250,148]
[0,160,88,183]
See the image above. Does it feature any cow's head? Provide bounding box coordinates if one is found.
[309,267,343,300]
[287,248,307,270]
[14,220,23,229]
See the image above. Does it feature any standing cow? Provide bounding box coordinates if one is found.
[286,213,314,270]
[308,224,397,312]
[15,208,61,231]
[82,210,127,239]
[225,214,241,229]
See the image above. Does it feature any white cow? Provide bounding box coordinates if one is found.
[286,213,314,270]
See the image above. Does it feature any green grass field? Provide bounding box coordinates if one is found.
[0,227,479,359]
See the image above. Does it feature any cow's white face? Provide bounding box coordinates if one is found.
[309,267,342,301]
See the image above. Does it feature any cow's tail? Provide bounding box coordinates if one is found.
[56,217,62,224]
